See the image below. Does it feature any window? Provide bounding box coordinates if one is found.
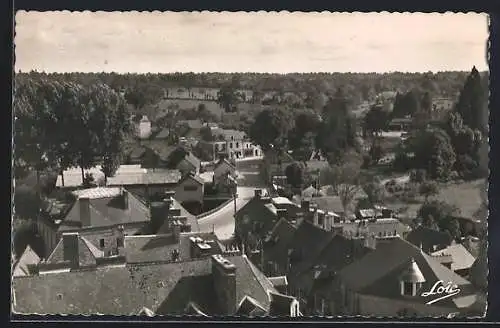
[403,282,414,296]
[100,239,105,248]
[318,216,324,227]
[184,185,198,192]
[230,142,233,149]
[116,237,124,248]
[236,142,239,148]
[56,293,63,300]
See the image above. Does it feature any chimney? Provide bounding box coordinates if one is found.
[172,221,181,243]
[301,200,310,213]
[79,197,91,227]
[122,189,129,209]
[254,189,262,199]
[62,232,80,269]
[212,254,237,315]
[363,234,377,250]
[150,202,169,231]
[276,208,287,220]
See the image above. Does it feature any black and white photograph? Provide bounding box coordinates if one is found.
[12,11,489,318]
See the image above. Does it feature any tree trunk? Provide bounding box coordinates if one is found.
[60,170,65,187]
[81,166,85,185]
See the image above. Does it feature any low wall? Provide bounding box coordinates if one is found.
[196,197,234,220]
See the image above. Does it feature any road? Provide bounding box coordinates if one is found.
[198,160,266,241]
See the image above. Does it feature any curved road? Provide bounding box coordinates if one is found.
[198,160,266,241]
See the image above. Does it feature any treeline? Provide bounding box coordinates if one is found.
[17,70,484,108]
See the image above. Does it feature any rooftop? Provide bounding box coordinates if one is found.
[12,254,282,316]
[338,237,478,310]
[431,244,476,272]
[13,245,40,277]
[106,169,182,186]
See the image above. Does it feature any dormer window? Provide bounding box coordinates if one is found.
[399,258,425,297]
[100,239,105,248]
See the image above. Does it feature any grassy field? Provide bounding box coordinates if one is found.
[384,178,487,221]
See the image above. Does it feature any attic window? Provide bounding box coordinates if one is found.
[100,239,105,248]
[403,282,414,296]
[56,293,63,300]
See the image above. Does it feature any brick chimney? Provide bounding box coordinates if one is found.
[62,232,80,269]
[122,189,129,209]
[79,197,91,227]
[254,189,262,199]
[212,254,237,315]
[150,201,169,231]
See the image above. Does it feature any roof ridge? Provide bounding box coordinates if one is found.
[242,255,275,296]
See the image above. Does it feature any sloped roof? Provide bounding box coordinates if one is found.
[264,218,298,261]
[338,237,477,310]
[431,244,476,272]
[154,128,170,140]
[59,188,150,231]
[107,169,182,186]
[13,245,40,277]
[215,158,236,170]
[12,255,278,315]
[178,119,203,130]
[338,218,411,238]
[304,160,330,173]
[268,276,288,288]
[309,196,344,214]
[124,232,221,264]
[45,234,99,268]
[302,186,325,198]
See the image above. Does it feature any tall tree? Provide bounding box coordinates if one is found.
[456,66,486,134]
[249,108,293,153]
[316,92,357,164]
[413,128,456,180]
[217,83,239,113]
[364,105,391,137]
[124,82,164,111]
[285,162,305,189]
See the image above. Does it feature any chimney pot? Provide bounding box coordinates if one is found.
[79,197,91,227]
[122,189,129,209]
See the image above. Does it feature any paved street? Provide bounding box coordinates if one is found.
[198,159,266,240]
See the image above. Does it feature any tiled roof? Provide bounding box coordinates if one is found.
[215,129,247,141]
[263,218,297,261]
[72,187,122,199]
[60,188,150,231]
[56,167,106,188]
[45,234,99,268]
[431,244,476,272]
[124,232,221,264]
[338,237,477,310]
[12,255,279,316]
[309,196,344,214]
[178,119,203,130]
[13,245,40,277]
[107,169,182,186]
[185,152,201,170]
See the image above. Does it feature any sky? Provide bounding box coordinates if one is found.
[15,11,489,74]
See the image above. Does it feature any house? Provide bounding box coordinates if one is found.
[234,190,302,252]
[209,129,262,160]
[136,115,152,139]
[406,226,453,254]
[12,245,41,277]
[166,148,201,176]
[387,117,412,132]
[126,145,161,167]
[13,253,300,317]
[106,168,182,202]
[430,244,476,278]
[334,237,484,317]
[36,187,198,258]
[334,218,411,240]
[214,158,237,181]
[174,172,205,215]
